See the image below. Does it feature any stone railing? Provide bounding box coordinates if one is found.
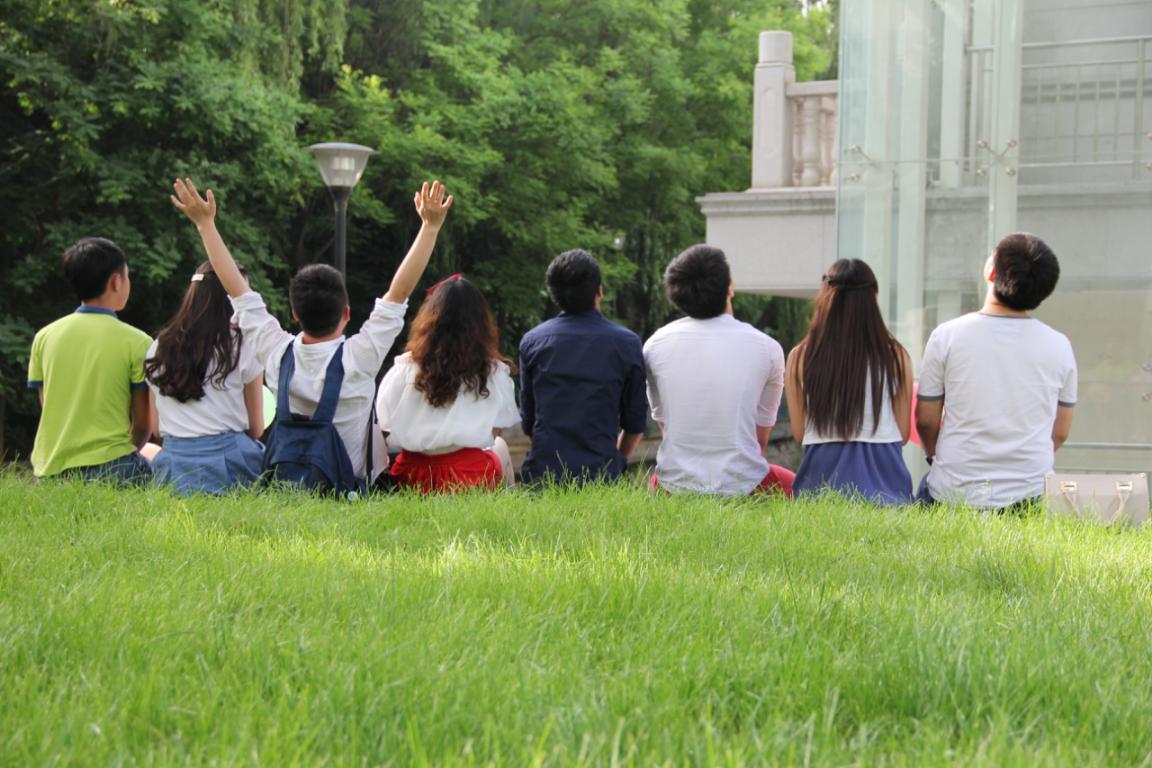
[752,31,838,189]
[789,81,838,187]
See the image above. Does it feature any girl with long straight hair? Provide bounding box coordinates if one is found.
[375,275,520,492]
[144,262,265,493]
[784,259,914,503]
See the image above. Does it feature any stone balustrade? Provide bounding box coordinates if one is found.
[752,31,838,189]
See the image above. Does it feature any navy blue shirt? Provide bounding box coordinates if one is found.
[519,311,648,483]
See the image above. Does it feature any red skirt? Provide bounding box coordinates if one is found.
[391,448,503,494]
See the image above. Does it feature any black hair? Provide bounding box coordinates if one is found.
[62,237,127,302]
[545,249,601,313]
[800,259,907,439]
[991,233,1060,311]
[664,244,731,319]
[290,264,349,337]
[145,262,243,402]
[407,276,511,408]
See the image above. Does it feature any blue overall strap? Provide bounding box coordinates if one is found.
[311,343,346,425]
[275,342,296,424]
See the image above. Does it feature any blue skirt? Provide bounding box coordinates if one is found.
[154,431,265,495]
[793,441,912,505]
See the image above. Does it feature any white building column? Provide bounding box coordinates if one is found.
[752,31,796,189]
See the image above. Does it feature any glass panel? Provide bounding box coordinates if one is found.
[836,0,1152,476]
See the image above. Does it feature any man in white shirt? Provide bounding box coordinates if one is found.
[170,177,453,482]
[915,232,1077,509]
[643,245,793,496]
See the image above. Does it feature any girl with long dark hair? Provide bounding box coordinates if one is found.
[375,275,520,492]
[144,262,265,493]
[784,259,914,503]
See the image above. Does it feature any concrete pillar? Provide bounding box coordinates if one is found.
[752,31,796,189]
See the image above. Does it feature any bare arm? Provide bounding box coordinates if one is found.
[894,348,914,444]
[915,399,944,459]
[618,431,643,461]
[38,389,43,407]
[149,397,160,441]
[1052,404,1074,450]
[171,178,251,298]
[243,377,266,439]
[756,425,773,453]
[383,181,454,303]
[784,346,805,443]
[130,388,153,449]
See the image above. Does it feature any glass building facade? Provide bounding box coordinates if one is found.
[835,0,1152,475]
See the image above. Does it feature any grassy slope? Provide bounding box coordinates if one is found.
[1,476,1151,766]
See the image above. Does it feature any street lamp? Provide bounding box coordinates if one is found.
[306,142,377,278]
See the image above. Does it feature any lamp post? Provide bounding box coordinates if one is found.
[305,142,377,278]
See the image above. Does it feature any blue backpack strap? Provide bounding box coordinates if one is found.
[275,342,296,422]
[312,343,346,424]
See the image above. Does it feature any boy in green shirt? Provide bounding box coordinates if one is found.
[27,237,153,482]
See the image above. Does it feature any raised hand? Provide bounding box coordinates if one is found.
[414,180,453,230]
[170,178,217,228]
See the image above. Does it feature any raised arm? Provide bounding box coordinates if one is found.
[171,178,251,298]
[384,181,454,304]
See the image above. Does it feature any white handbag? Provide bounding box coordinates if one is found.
[1044,473,1150,526]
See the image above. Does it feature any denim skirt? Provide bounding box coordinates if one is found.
[154,431,265,495]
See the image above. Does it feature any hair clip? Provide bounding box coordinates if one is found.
[426,273,462,295]
[190,273,205,282]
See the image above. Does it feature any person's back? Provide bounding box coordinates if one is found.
[785,259,914,504]
[916,233,1076,508]
[28,237,152,482]
[145,262,266,494]
[519,250,647,483]
[376,276,520,492]
[643,245,790,496]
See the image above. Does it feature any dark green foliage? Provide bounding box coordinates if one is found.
[0,0,832,456]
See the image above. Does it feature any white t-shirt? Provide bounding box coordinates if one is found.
[920,312,1077,508]
[231,291,407,480]
[643,314,785,495]
[803,375,903,445]
[147,334,263,439]
[376,352,520,453]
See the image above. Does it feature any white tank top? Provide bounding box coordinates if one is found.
[803,375,903,445]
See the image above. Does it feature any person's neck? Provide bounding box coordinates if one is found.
[81,296,121,313]
[301,331,342,344]
[980,292,1029,318]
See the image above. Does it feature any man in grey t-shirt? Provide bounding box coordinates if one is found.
[915,233,1077,509]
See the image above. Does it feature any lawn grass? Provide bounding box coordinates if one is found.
[2,474,1151,766]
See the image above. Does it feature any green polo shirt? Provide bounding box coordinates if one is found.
[27,307,152,477]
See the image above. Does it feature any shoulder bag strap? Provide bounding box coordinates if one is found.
[312,342,346,424]
[275,341,295,424]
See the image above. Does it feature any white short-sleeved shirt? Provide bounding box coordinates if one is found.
[803,375,903,445]
[231,291,407,480]
[147,334,263,439]
[376,353,521,454]
[919,312,1077,508]
[643,314,785,495]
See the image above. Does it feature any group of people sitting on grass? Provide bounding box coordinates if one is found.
[27,178,1076,510]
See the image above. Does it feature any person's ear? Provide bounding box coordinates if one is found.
[291,308,300,324]
[983,253,996,283]
[342,305,351,322]
[596,284,604,299]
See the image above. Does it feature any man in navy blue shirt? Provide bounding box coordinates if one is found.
[519,249,648,483]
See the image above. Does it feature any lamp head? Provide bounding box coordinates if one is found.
[305,142,377,191]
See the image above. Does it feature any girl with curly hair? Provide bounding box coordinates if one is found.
[375,275,519,492]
